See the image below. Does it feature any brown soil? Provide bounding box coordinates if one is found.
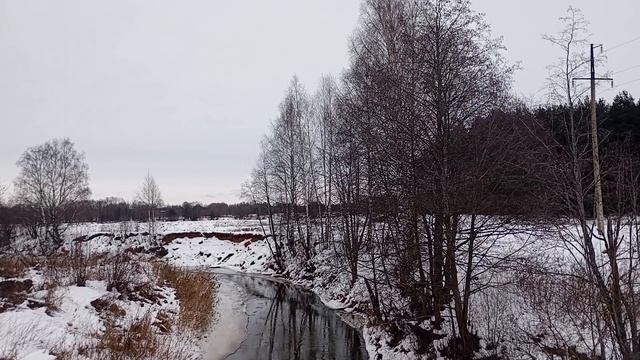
[0,279,33,312]
[90,297,126,317]
[161,231,264,245]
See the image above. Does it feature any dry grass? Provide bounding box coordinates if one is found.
[0,349,16,360]
[153,262,217,333]
[43,255,69,286]
[0,319,57,360]
[48,343,73,360]
[42,250,104,288]
[0,256,28,278]
[65,313,197,360]
[49,257,215,358]
[68,243,90,287]
[3,243,217,359]
[94,314,158,358]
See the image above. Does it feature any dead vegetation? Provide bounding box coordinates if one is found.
[153,262,217,332]
[0,257,28,278]
[99,251,136,292]
[0,256,37,313]
[44,281,62,315]
[1,239,218,359]
[90,296,126,318]
[61,261,217,360]
[0,320,42,360]
[43,251,103,288]
[59,313,197,360]
[69,243,90,287]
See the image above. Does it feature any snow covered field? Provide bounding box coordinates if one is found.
[66,219,266,239]
[164,231,273,273]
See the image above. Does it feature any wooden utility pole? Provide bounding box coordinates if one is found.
[573,44,613,235]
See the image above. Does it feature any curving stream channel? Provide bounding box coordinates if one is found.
[203,269,369,360]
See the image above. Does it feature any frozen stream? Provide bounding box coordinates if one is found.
[203,269,369,360]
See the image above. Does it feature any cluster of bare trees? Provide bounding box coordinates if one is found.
[245,0,536,356]
[70,199,261,223]
[488,93,640,360]
[244,1,640,358]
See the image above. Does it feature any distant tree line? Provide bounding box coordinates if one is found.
[0,197,269,249]
[1,198,266,227]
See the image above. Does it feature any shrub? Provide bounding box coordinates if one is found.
[43,255,70,287]
[69,243,89,287]
[101,252,134,292]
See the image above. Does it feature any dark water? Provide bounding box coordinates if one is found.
[213,271,369,360]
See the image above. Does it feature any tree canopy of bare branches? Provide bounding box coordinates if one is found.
[136,172,163,241]
[245,0,525,357]
[14,138,90,251]
[534,7,640,360]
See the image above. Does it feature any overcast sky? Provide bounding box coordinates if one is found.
[2,1,639,204]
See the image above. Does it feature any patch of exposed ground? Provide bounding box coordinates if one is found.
[161,231,264,245]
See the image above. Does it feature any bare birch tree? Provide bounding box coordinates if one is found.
[14,138,90,252]
[243,145,286,271]
[136,172,163,242]
[314,75,339,248]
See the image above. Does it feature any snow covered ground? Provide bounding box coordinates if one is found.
[3,217,564,359]
[0,273,185,359]
[164,233,273,273]
[1,218,382,359]
[67,218,266,238]
[1,220,258,359]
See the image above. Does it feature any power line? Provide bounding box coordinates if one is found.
[602,35,640,54]
[601,77,640,93]
[611,64,640,75]
[614,77,640,88]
